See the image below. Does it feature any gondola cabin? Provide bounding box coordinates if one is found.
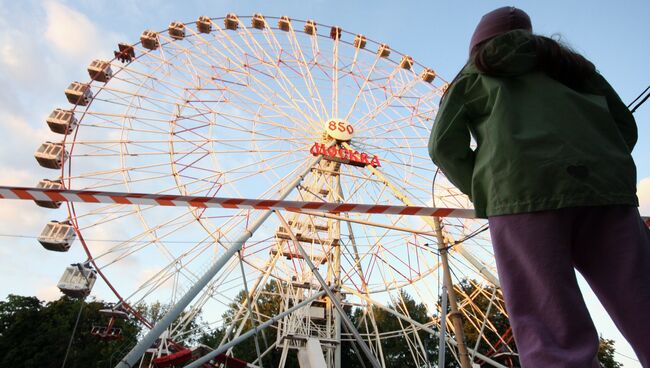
[224,14,239,30]
[46,108,78,135]
[140,30,159,50]
[196,16,212,33]
[38,220,76,251]
[34,142,68,169]
[64,82,92,106]
[252,13,266,29]
[168,21,185,40]
[278,16,291,31]
[304,20,316,35]
[34,179,64,208]
[57,263,97,298]
[87,60,113,82]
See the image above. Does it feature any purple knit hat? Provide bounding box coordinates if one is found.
[469,6,532,54]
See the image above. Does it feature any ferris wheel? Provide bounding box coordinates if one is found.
[32,14,514,368]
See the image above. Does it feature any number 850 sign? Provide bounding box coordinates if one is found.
[325,119,354,141]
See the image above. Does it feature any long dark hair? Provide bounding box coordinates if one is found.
[472,34,596,91]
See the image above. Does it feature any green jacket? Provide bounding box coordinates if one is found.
[428,30,638,218]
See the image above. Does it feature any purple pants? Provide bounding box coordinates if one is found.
[488,206,650,368]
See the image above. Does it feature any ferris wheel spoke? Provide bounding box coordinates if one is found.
[285,24,329,119]
[354,71,423,131]
[331,36,339,118]
[343,52,382,123]
[181,27,321,131]
[237,23,325,123]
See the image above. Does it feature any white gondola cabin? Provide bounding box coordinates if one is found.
[197,16,212,33]
[140,30,159,50]
[378,44,391,58]
[46,108,78,135]
[304,20,316,35]
[400,55,414,70]
[252,13,266,29]
[87,60,113,82]
[354,34,367,49]
[421,68,436,83]
[64,82,92,106]
[58,263,97,298]
[278,16,291,32]
[38,220,76,251]
[168,21,185,40]
[34,142,68,169]
[34,179,64,208]
[224,14,239,30]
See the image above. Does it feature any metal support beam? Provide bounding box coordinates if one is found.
[116,157,321,368]
[185,290,329,368]
[342,286,507,368]
[276,212,382,368]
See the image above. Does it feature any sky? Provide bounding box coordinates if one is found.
[0,0,648,366]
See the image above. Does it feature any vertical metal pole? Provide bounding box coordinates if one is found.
[433,217,472,368]
[334,166,343,368]
[237,251,264,368]
[116,158,321,368]
[438,285,448,368]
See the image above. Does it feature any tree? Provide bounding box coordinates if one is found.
[350,290,444,368]
[200,279,292,366]
[454,280,518,367]
[598,337,622,368]
[0,294,140,368]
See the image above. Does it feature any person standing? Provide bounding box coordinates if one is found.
[428,6,650,367]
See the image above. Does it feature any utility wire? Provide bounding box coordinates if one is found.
[627,84,650,110]
[61,300,84,368]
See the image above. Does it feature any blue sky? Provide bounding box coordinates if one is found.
[0,0,648,366]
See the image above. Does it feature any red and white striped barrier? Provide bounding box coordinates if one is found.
[0,186,474,219]
[1,186,649,226]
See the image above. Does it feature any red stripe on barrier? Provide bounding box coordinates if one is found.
[188,201,207,208]
[332,204,356,213]
[45,191,67,202]
[77,193,100,203]
[155,199,175,206]
[222,198,245,209]
[433,208,454,217]
[302,202,325,210]
[257,200,280,208]
[12,189,34,200]
[110,196,132,205]
[399,207,422,215]
[366,205,391,214]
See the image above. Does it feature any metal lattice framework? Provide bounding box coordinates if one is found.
[32,14,516,368]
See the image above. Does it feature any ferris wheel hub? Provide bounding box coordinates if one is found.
[323,119,354,141]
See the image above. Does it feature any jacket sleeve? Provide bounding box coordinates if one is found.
[428,76,475,198]
[594,73,638,152]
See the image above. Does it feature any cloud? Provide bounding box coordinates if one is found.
[35,284,62,302]
[638,177,650,216]
[43,0,112,62]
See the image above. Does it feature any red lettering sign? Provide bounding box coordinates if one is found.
[309,143,380,168]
